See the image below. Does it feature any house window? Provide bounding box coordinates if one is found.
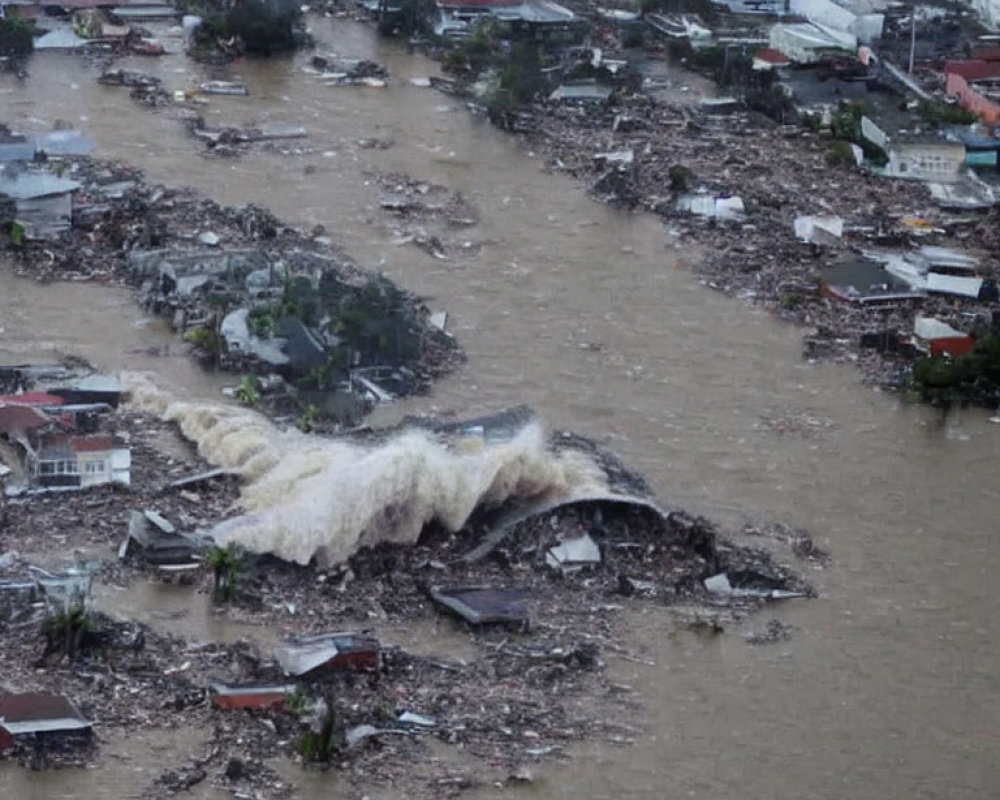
[85,461,105,474]
[38,460,77,475]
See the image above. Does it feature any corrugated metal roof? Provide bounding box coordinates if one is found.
[914,317,966,340]
[2,718,92,735]
[926,272,984,297]
[33,28,89,49]
[0,693,90,728]
[0,170,81,200]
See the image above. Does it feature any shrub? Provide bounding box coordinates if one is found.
[0,18,33,57]
[668,164,694,192]
[826,140,855,166]
[918,100,977,128]
[198,0,302,56]
[234,375,260,407]
[206,543,245,602]
[184,326,220,355]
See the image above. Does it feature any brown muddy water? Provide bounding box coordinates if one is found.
[2,17,999,800]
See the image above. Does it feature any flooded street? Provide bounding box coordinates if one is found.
[2,16,999,799]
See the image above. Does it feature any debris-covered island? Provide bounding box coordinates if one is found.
[0,378,820,797]
[346,0,1000,410]
[0,148,462,429]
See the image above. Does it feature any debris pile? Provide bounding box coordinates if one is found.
[0,403,820,798]
[369,171,483,260]
[1,154,463,424]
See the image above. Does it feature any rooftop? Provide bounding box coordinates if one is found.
[0,692,90,729]
[0,169,82,201]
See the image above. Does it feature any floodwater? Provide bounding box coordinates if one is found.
[2,17,999,800]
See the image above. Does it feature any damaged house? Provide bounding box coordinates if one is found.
[860,116,996,209]
[0,167,81,240]
[433,0,576,39]
[0,386,129,491]
[119,509,202,571]
[274,632,380,677]
[29,433,130,489]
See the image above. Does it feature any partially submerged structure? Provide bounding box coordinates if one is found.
[119,510,202,571]
[0,168,81,240]
[30,433,130,489]
[432,0,576,40]
[210,683,296,711]
[912,317,974,357]
[820,259,923,304]
[430,586,530,627]
[274,632,380,677]
[0,692,93,754]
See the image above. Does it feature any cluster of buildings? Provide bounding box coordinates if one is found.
[0,366,128,493]
[0,0,175,51]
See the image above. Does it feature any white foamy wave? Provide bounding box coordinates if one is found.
[123,374,610,565]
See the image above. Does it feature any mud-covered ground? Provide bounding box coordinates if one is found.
[0,407,822,799]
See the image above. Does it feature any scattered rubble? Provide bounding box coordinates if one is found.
[0,401,819,798]
[0,155,463,426]
[745,618,794,645]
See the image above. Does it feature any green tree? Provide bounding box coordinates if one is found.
[42,603,92,660]
[206,543,245,602]
[234,375,260,407]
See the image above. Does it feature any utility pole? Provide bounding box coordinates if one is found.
[908,5,916,74]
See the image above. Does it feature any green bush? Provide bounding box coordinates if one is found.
[248,304,277,338]
[206,543,246,602]
[911,333,1000,408]
[199,0,301,56]
[42,604,92,659]
[668,164,694,192]
[826,140,855,167]
[487,42,545,113]
[184,326,221,355]
[234,375,260,407]
[0,18,33,57]
[917,100,977,128]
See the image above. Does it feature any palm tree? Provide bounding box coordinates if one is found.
[205,543,244,602]
[234,375,259,407]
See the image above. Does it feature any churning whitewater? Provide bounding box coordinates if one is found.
[127,377,612,565]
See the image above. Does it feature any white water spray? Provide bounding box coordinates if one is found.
[126,376,610,565]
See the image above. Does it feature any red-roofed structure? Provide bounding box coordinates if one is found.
[944,59,1000,82]
[67,435,114,452]
[31,433,130,489]
[0,692,93,751]
[0,404,52,436]
[0,393,64,407]
[755,48,791,65]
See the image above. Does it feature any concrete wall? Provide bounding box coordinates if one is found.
[887,143,965,182]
